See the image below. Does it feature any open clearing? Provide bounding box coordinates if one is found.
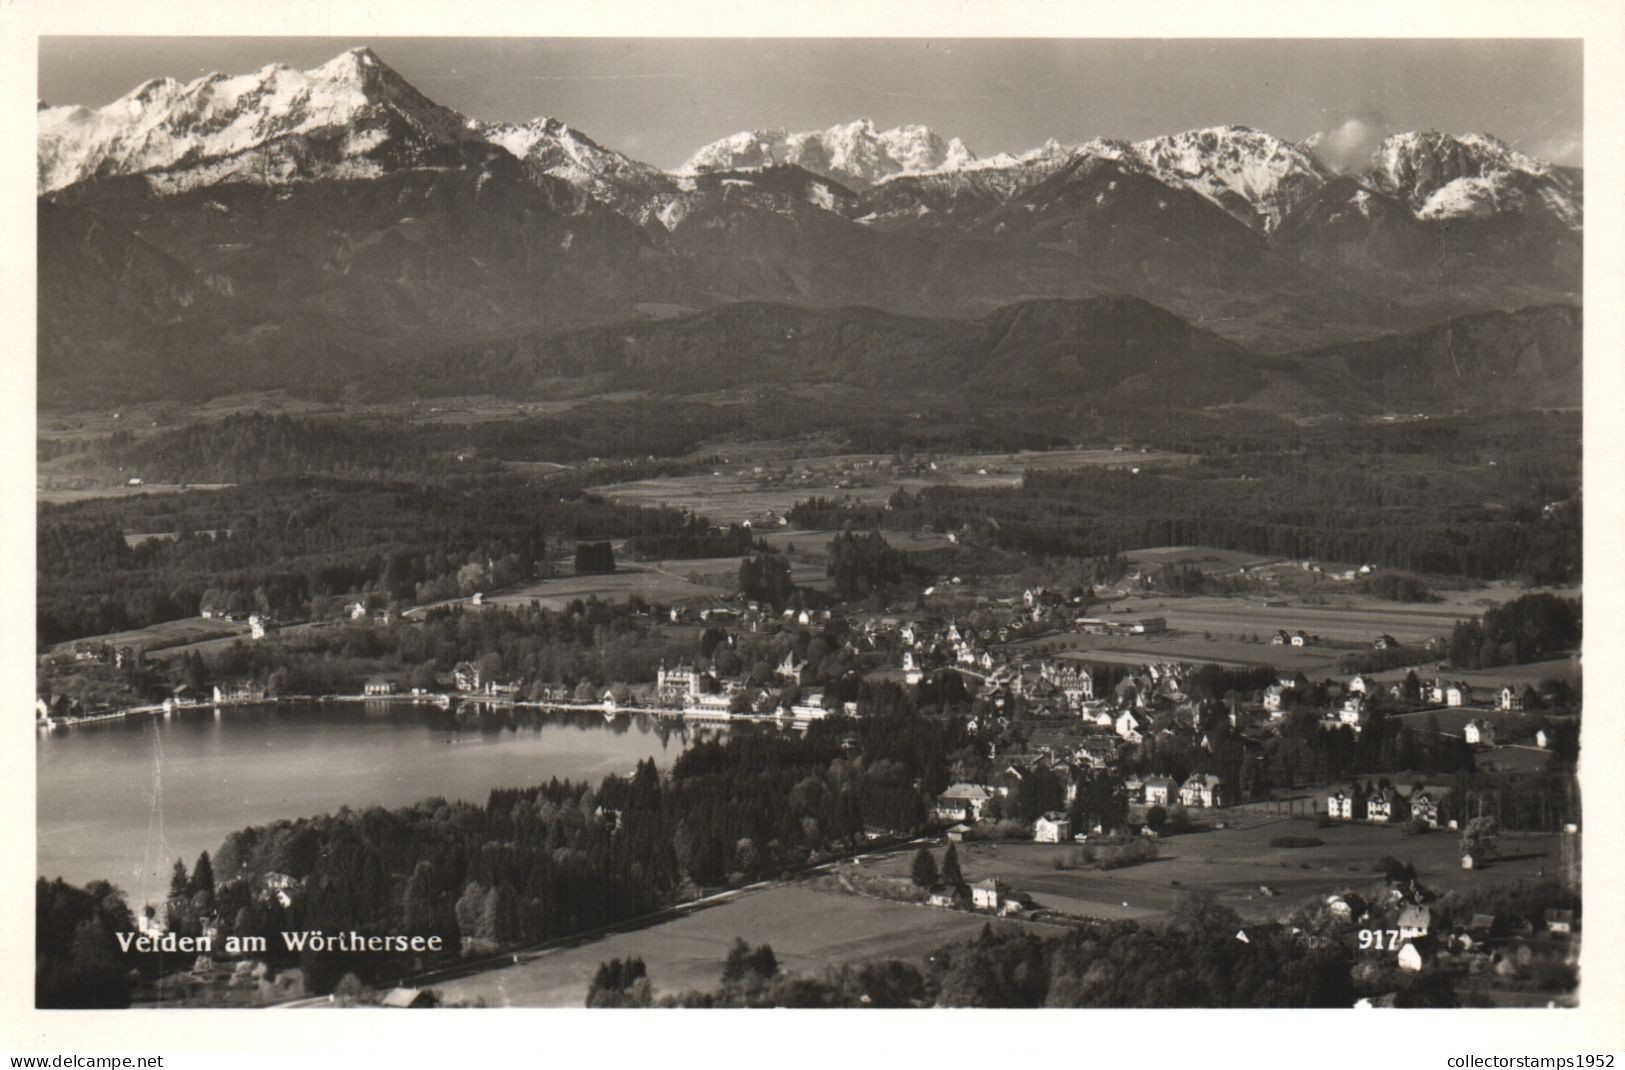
[1122,546,1278,571]
[476,557,830,612]
[854,821,1568,925]
[428,882,1042,1007]
[45,616,244,656]
[1369,657,1581,689]
[754,527,956,555]
[1087,594,1479,647]
[1035,635,1349,675]
[37,482,234,506]
[481,566,723,610]
[594,470,888,526]
[592,448,1192,526]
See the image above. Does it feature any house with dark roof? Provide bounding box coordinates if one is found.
[1398,905,1433,940]
[935,783,994,823]
[1179,773,1224,808]
[970,878,1008,912]
[1143,775,1178,806]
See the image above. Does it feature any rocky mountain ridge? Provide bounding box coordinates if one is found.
[36,47,1583,411]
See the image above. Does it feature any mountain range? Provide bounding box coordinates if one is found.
[37,47,1583,411]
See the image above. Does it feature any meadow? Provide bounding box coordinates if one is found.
[428,882,1044,1007]
[853,821,1570,925]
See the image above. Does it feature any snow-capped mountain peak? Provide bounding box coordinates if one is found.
[1370,130,1547,199]
[480,114,676,213]
[1366,130,1579,227]
[1123,124,1331,231]
[678,120,978,189]
[37,46,478,194]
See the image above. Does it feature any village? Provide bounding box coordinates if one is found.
[37,571,1569,749]
[36,548,1581,1007]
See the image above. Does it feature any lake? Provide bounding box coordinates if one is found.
[36,702,700,899]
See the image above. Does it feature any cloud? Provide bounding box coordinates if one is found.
[1308,104,1391,173]
[1529,130,1582,166]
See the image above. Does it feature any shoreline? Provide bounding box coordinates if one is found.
[37,690,829,732]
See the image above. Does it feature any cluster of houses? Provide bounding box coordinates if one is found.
[1259,673,1517,749]
[933,763,1231,840]
[1332,885,1576,981]
[921,876,1036,916]
[345,600,397,625]
[1270,629,1318,647]
[196,606,279,639]
[1224,874,1578,990]
[1326,784,1442,826]
[885,597,1092,685]
[649,657,847,721]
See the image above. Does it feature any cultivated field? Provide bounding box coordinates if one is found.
[1034,635,1348,675]
[855,821,1570,925]
[428,882,1043,1008]
[591,448,1192,526]
[1105,594,1474,647]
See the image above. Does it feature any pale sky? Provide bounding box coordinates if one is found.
[38,37,1583,170]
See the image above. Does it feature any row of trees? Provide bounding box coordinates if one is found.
[1446,592,1581,669]
[738,554,794,609]
[622,523,763,562]
[573,541,617,575]
[826,531,918,601]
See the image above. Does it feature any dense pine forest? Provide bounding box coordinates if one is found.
[36,474,730,645]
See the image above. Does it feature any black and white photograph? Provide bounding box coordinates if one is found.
[9,0,1625,1058]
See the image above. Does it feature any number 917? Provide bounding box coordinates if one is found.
[1358,929,1401,950]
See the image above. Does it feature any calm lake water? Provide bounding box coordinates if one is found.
[37,702,698,898]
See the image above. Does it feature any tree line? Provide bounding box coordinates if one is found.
[37,473,707,645]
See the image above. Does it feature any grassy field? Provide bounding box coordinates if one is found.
[1032,635,1348,674]
[473,567,727,612]
[1122,545,1278,571]
[431,819,1574,1005]
[1100,594,1475,646]
[855,821,1570,926]
[428,882,1044,1008]
[593,470,884,525]
[754,527,956,555]
[37,482,234,506]
[591,448,1193,526]
[1390,708,1509,736]
[45,616,245,656]
[1368,657,1581,689]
